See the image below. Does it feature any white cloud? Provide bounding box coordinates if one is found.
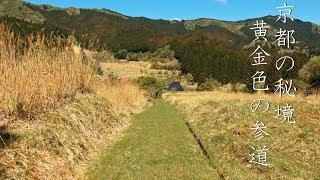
[216,0,228,4]
[171,17,182,22]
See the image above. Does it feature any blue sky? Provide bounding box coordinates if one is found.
[26,0,319,24]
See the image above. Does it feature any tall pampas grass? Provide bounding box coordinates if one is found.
[0,23,97,118]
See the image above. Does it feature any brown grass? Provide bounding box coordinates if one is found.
[102,61,182,81]
[93,80,148,115]
[0,24,148,179]
[164,91,320,111]
[102,61,151,78]
[0,23,97,119]
[1,94,131,179]
[164,91,320,179]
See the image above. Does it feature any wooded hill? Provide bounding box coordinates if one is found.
[1,0,319,86]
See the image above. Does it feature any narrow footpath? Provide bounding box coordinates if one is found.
[86,99,218,179]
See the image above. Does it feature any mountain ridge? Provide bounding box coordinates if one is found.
[22,0,320,26]
[1,0,317,51]
[4,1,319,28]
[1,0,319,84]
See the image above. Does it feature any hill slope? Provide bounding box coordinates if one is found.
[1,0,318,84]
[2,0,319,51]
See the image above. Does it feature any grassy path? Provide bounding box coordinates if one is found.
[86,99,218,179]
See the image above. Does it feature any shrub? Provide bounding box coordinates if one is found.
[138,51,153,61]
[299,56,320,89]
[153,45,175,60]
[197,78,221,91]
[186,73,194,82]
[293,79,312,95]
[234,83,248,93]
[137,76,166,98]
[126,52,139,61]
[150,60,181,70]
[114,49,128,59]
[93,50,114,62]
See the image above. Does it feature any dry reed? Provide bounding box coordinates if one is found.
[0,23,148,179]
[0,23,97,119]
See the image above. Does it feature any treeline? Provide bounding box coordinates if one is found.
[170,32,310,91]
[171,35,251,84]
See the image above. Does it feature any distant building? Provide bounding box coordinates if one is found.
[168,82,184,91]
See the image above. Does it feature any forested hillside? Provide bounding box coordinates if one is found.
[1,0,319,85]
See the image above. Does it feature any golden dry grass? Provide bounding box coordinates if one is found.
[0,24,97,119]
[164,91,320,179]
[1,94,132,179]
[93,79,148,115]
[102,61,151,78]
[102,61,182,81]
[164,91,320,112]
[0,81,148,179]
[0,24,148,179]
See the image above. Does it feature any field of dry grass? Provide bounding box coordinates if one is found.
[1,94,127,179]
[102,61,151,78]
[0,24,148,179]
[164,91,320,179]
[102,61,182,80]
[93,80,148,115]
[0,24,98,120]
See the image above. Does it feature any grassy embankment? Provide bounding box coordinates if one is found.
[164,91,320,179]
[0,23,148,179]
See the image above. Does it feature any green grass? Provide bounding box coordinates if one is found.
[85,99,219,179]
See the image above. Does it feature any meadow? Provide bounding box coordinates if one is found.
[164,91,320,179]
